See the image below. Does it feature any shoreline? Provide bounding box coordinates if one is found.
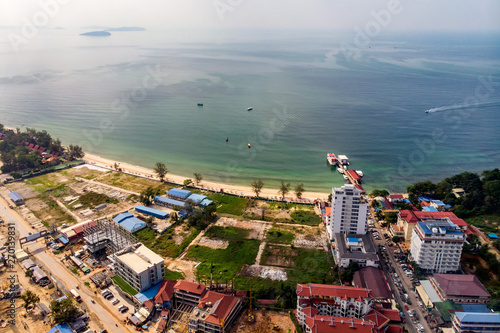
[83,152,329,201]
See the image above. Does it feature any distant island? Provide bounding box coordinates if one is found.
[80,31,111,36]
[105,27,145,32]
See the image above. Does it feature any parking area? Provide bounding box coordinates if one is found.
[99,284,136,319]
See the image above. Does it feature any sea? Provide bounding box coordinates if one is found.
[0,28,499,193]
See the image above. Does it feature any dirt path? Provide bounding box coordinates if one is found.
[53,196,82,222]
[75,177,139,196]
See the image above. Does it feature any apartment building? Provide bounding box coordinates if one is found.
[410,220,465,273]
[114,243,165,292]
[327,184,368,239]
[429,274,491,304]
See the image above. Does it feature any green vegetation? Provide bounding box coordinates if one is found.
[21,290,40,310]
[370,189,389,197]
[164,269,184,280]
[384,211,398,224]
[279,180,291,200]
[204,226,249,241]
[251,179,264,198]
[466,213,500,234]
[206,193,249,215]
[99,171,171,193]
[139,186,163,205]
[193,172,203,186]
[290,210,321,226]
[188,240,260,281]
[50,297,79,323]
[406,169,500,218]
[294,183,305,199]
[135,225,200,258]
[154,162,168,182]
[266,228,295,244]
[77,191,118,208]
[112,275,138,296]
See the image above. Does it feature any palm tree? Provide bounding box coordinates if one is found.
[251,179,264,198]
[193,172,203,186]
[279,180,290,201]
[294,183,305,199]
[154,162,168,182]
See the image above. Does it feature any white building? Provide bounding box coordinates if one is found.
[114,243,165,292]
[327,184,368,239]
[410,220,465,273]
[296,283,373,332]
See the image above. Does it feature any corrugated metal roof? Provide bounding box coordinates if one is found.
[455,312,500,324]
[154,196,186,207]
[186,193,206,204]
[135,205,168,219]
[8,192,23,202]
[166,188,191,198]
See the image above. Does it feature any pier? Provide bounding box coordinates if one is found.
[327,153,365,193]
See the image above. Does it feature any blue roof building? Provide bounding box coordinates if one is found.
[135,205,169,219]
[452,312,500,332]
[200,198,213,207]
[47,324,73,333]
[186,193,207,204]
[154,196,186,208]
[8,192,24,204]
[423,206,438,212]
[488,233,499,239]
[113,212,147,233]
[166,188,191,200]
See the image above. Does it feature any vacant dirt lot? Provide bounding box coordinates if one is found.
[231,310,295,333]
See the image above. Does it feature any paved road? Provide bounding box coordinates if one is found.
[369,215,432,333]
[0,195,129,333]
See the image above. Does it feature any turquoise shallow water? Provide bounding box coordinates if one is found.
[0,29,499,192]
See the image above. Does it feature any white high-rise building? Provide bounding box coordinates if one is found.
[410,220,465,273]
[327,184,368,239]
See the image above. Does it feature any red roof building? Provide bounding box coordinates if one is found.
[430,274,491,304]
[397,210,469,241]
[304,315,376,333]
[352,267,392,307]
[154,280,177,309]
[189,291,242,333]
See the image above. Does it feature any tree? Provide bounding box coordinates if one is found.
[279,181,290,200]
[193,172,203,186]
[294,183,305,199]
[154,162,168,182]
[21,290,40,310]
[67,144,84,160]
[50,298,79,323]
[251,179,264,198]
[392,236,402,243]
[25,269,34,278]
[183,179,192,187]
[49,138,63,152]
[370,189,389,198]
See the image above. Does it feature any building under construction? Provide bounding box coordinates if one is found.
[83,218,137,257]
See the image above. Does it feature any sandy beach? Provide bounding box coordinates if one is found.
[83,153,329,201]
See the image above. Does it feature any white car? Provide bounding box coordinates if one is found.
[112,298,120,305]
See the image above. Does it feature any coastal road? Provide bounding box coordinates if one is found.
[0,194,130,333]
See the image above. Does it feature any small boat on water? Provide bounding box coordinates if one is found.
[327,153,338,166]
[247,143,251,148]
[343,175,348,180]
[356,170,364,177]
[197,103,203,106]
[337,167,344,174]
[247,107,253,111]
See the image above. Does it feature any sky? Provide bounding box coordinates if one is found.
[0,0,499,32]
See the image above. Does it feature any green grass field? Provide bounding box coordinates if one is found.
[112,275,138,296]
[290,210,322,226]
[188,239,260,280]
[135,225,200,258]
[206,193,249,215]
[204,226,250,241]
[266,228,295,244]
[466,213,500,234]
[164,268,184,280]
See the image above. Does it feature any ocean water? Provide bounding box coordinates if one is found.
[0,29,499,192]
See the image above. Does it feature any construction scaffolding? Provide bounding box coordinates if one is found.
[82,218,138,256]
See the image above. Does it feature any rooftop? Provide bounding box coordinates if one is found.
[432,274,490,298]
[297,283,371,300]
[154,196,186,207]
[167,188,192,198]
[186,193,207,204]
[113,212,147,233]
[174,280,206,295]
[116,244,164,273]
[8,191,23,201]
[454,312,500,324]
[304,315,375,333]
[352,267,392,300]
[334,233,378,261]
[399,210,468,228]
[417,221,463,236]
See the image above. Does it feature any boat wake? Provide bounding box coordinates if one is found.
[425,100,497,113]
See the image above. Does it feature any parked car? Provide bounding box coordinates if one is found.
[111,298,120,305]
